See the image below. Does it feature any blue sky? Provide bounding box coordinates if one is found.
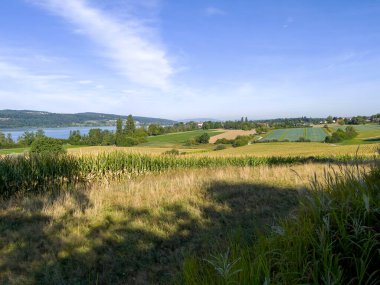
[0,0,379,120]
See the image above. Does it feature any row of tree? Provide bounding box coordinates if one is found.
[1,113,378,150]
[68,115,147,146]
[0,129,47,149]
[326,114,380,125]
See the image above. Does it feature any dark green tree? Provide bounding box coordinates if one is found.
[124,115,136,135]
[87,129,103,145]
[35,129,46,139]
[68,130,82,145]
[196,133,210,144]
[30,137,66,156]
[116,118,123,136]
[148,124,164,136]
[101,131,115,145]
[19,131,36,146]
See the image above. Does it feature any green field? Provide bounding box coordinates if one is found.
[333,124,380,144]
[0,147,27,155]
[0,144,90,155]
[143,129,224,147]
[263,127,328,142]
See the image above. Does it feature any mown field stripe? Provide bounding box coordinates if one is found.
[279,130,289,140]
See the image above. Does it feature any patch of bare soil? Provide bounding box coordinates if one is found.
[210,129,256,143]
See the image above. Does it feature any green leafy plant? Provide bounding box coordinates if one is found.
[29,137,66,156]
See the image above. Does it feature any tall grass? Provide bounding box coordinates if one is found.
[181,162,380,284]
[0,151,373,198]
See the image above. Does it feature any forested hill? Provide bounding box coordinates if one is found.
[0,110,176,128]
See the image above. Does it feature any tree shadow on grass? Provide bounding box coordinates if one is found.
[0,181,300,284]
[364,138,380,142]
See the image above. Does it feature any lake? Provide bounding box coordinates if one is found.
[0,126,116,141]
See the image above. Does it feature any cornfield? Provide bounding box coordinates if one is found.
[0,152,372,198]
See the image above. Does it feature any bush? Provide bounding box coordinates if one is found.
[30,137,66,156]
[345,126,358,139]
[164,149,180,155]
[325,127,358,143]
[215,138,234,145]
[196,133,210,144]
[117,136,139,147]
[214,144,227,151]
[232,135,251,147]
[184,139,198,146]
[297,137,311,142]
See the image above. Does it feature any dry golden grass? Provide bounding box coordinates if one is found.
[0,163,366,284]
[209,129,256,143]
[196,142,379,157]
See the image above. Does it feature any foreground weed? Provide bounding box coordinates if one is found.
[204,249,242,285]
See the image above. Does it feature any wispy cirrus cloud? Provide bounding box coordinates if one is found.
[30,0,173,90]
[0,57,70,87]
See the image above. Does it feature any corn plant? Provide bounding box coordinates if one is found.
[0,151,372,198]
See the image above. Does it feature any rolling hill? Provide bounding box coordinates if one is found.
[0,110,176,128]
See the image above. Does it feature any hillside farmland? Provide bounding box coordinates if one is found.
[263,127,328,142]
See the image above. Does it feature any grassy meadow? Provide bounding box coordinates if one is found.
[0,125,379,284]
[1,163,365,284]
[0,147,27,155]
[143,130,224,147]
[333,124,380,144]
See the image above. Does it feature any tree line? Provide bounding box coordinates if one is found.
[1,113,379,150]
[68,115,147,146]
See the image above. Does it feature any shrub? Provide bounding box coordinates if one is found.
[164,149,180,155]
[215,138,234,145]
[196,133,210,144]
[214,144,227,151]
[345,126,358,139]
[232,135,251,147]
[29,137,66,156]
[117,136,139,147]
[184,139,198,146]
[325,127,358,143]
[297,137,311,142]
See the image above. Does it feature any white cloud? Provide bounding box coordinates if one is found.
[204,6,225,16]
[78,80,93,85]
[0,58,70,88]
[31,0,173,90]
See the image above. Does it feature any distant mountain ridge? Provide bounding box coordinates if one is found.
[0,110,176,129]
[179,118,221,123]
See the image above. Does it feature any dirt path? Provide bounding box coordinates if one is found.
[209,129,256,143]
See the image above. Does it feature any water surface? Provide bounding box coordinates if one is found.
[0,126,115,141]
